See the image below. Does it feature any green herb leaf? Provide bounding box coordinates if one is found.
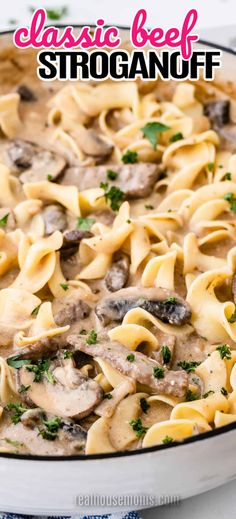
[161,345,171,364]
[60,283,69,291]
[140,397,150,414]
[129,418,148,438]
[145,204,154,210]
[63,350,73,359]
[5,403,29,424]
[203,390,214,398]
[30,6,68,20]
[0,213,9,227]
[127,353,135,362]
[106,169,118,181]
[104,393,113,399]
[223,172,232,181]
[163,297,176,304]
[177,360,200,373]
[221,387,228,396]
[100,183,124,211]
[4,438,24,448]
[7,356,32,369]
[186,389,198,402]
[170,132,183,143]
[153,366,165,379]
[31,304,41,317]
[224,192,236,213]
[77,217,95,231]
[216,344,231,360]
[47,174,53,181]
[86,330,97,345]
[207,162,214,172]
[26,359,55,383]
[162,435,173,444]
[18,384,31,394]
[141,122,170,149]
[228,312,236,324]
[121,150,138,164]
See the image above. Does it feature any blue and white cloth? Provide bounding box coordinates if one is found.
[0,513,142,519]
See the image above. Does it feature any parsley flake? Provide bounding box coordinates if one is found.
[141,122,170,149]
[140,397,150,414]
[86,330,97,345]
[216,344,231,360]
[129,418,148,438]
[161,345,171,364]
[100,183,124,211]
[177,360,200,373]
[77,217,95,231]
[170,132,183,143]
[60,283,69,291]
[153,366,165,379]
[0,213,9,227]
[106,169,118,181]
[127,353,135,362]
[122,150,138,164]
[162,435,173,444]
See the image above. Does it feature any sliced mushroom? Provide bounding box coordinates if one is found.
[76,126,113,161]
[17,85,37,102]
[61,163,161,199]
[61,229,92,259]
[42,204,67,235]
[55,297,91,327]
[7,139,66,182]
[95,287,191,326]
[16,357,103,420]
[95,379,135,418]
[105,253,130,292]
[204,100,230,128]
[67,336,189,398]
[10,337,60,362]
[20,408,44,428]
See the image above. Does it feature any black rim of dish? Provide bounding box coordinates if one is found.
[0,26,235,460]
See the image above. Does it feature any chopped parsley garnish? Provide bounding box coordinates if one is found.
[63,350,73,359]
[207,162,214,172]
[186,390,198,402]
[121,150,138,164]
[145,204,154,210]
[104,393,113,399]
[26,359,55,384]
[18,384,31,394]
[163,297,176,304]
[141,122,170,149]
[5,403,29,424]
[223,172,232,181]
[8,19,18,25]
[221,387,228,396]
[126,219,131,224]
[30,6,68,20]
[106,169,118,181]
[228,312,236,323]
[140,397,150,414]
[153,366,165,379]
[162,435,173,444]
[161,345,171,364]
[0,213,9,227]
[77,217,95,231]
[127,353,135,362]
[170,132,183,143]
[223,192,236,213]
[100,183,124,211]
[47,174,53,181]
[216,344,231,360]
[31,304,41,317]
[7,356,32,369]
[60,283,69,291]
[86,330,97,345]
[4,438,23,448]
[79,329,87,335]
[177,360,200,373]
[203,390,214,399]
[129,418,148,439]
[39,416,61,441]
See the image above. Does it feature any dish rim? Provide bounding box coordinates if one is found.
[0,26,235,461]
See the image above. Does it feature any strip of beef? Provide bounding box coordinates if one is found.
[61,229,92,259]
[7,139,66,182]
[60,163,161,199]
[95,287,191,326]
[67,336,189,398]
[105,253,130,292]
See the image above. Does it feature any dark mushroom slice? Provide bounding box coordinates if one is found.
[17,84,37,102]
[20,408,44,428]
[6,139,66,182]
[204,100,230,128]
[42,204,67,235]
[61,229,92,259]
[54,297,91,327]
[61,163,161,199]
[95,287,191,326]
[105,253,130,292]
[67,336,189,398]
[75,126,114,161]
[16,357,103,420]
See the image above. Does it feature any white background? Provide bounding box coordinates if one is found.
[1,0,236,517]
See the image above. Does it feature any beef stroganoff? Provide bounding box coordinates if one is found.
[0,46,236,455]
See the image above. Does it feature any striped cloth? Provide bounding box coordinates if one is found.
[0,512,142,519]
